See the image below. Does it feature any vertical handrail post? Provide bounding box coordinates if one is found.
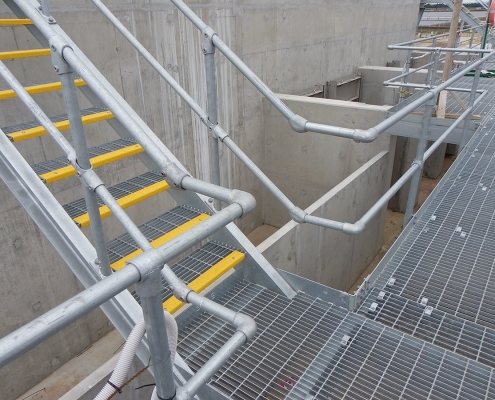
[39,0,51,17]
[51,48,112,276]
[135,270,176,399]
[403,96,436,226]
[399,49,413,102]
[202,27,221,210]
[459,64,482,149]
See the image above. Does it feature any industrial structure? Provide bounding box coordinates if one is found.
[1,0,495,399]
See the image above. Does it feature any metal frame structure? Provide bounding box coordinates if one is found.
[2,0,495,398]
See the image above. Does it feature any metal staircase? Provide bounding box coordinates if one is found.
[3,0,495,399]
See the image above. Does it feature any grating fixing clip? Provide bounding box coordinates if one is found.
[387,277,396,287]
[369,302,378,313]
[430,215,437,221]
[424,306,433,316]
[377,291,386,301]
[340,335,351,346]
[420,297,428,306]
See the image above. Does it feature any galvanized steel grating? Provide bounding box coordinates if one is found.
[106,205,204,264]
[373,107,495,331]
[1,106,108,134]
[30,138,138,175]
[359,288,495,369]
[62,171,163,219]
[177,281,495,399]
[132,241,239,304]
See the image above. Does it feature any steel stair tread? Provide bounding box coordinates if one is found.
[106,205,210,271]
[30,138,143,183]
[177,281,495,400]
[131,241,245,313]
[0,77,85,100]
[0,19,33,26]
[2,106,113,142]
[63,170,169,227]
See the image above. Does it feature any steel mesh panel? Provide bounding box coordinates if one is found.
[106,205,203,264]
[359,288,495,369]
[374,108,495,330]
[31,138,137,175]
[132,241,238,304]
[1,106,108,134]
[177,281,495,399]
[62,171,162,219]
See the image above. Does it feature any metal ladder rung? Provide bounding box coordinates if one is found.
[65,172,170,228]
[110,213,210,271]
[0,78,86,100]
[0,19,33,26]
[0,48,50,60]
[5,108,113,142]
[163,250,244,314]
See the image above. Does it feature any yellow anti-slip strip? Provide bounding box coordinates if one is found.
[0,19,33,26]
[7,110,113,142]
[0,79,86,100]
[0,48,50,60]
[110,214,210,271]
[163,251,245,314]
[40,143,143,183]
[74,181,170,228]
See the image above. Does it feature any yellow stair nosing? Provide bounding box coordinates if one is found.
[39,143,143,184]
[0,19,33,26]
[163,250,245,314]
[7,110,113,142]
[0,79,86,100]
[110,214,210,271]
[74,180,170,228]
[0,48,51,60]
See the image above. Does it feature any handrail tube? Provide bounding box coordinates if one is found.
[385,61,436,84]
[90,0,208,123]
[388,45,492,53]
[392,26,480,47]
[0,265,140,368]
[176,332,247,400]
[0,61,75,162]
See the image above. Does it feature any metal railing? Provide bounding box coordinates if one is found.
[91,0,495,234]
[0,1,261,399]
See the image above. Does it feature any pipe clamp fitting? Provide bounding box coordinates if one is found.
[288,114,308,133]
[228,190,256,216]
[162,163,190,189]
[201,26,217,55]
[289,207,307,223]
[342,221,366,235]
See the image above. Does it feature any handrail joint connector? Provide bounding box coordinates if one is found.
[288,114,308,133]
[162,162,190,190]
[49,36,73,74]
[201,26,217,55]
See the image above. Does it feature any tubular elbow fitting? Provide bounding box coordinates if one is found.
[228,190,256,216]
[289,207,307,223]
[161,163,190,189]
[288,114,308,133]
[342,221,366,235]
[233,313,257,341]
[353,127,379,143]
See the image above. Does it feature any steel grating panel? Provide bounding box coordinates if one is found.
[373,105,495,330]
[177,281,495,399]
[30,138,138,175]
[359,288,495,369]
[1,106,108,134]
[106,205,203,264]
[132,241,240,304]
[62,171,163,219]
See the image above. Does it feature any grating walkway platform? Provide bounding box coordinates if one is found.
[177,281,495,400]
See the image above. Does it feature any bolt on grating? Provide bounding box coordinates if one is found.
[177,281,495,399]
[62,171,163,219]
[359,288,495,369]
[30,138,138,175]
[374,110,495,331]
[1,106,108,134]
[106,205,204,264]
[132,241,239,304]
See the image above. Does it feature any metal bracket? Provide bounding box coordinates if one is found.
[201,26,217,55]
[37,6,56,24]
[161,162,190,189]
[49,37,74,75]
[78,167,104,192]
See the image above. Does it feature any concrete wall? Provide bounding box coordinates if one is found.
[262,95,392,228]
[0,0,419,396]
[258,151,393,291]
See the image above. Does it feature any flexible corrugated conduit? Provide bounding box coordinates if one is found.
[94,311,178,400]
